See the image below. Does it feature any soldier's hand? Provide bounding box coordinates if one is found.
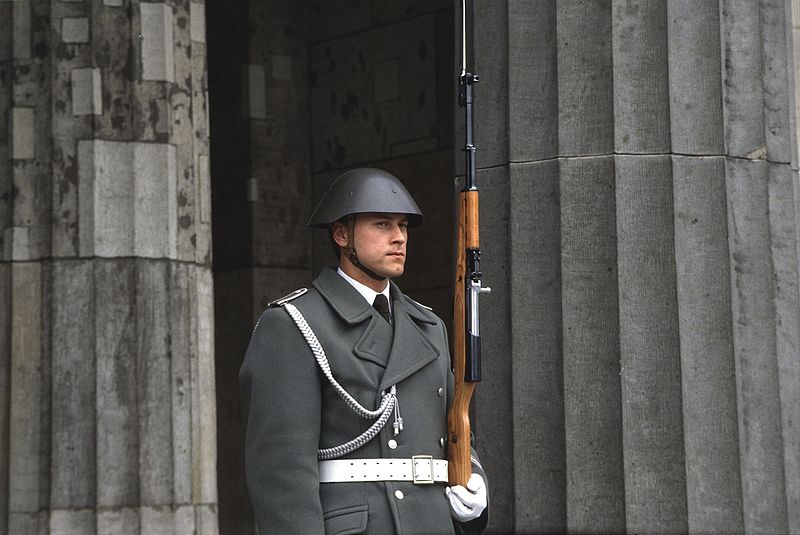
[445,473,487,522]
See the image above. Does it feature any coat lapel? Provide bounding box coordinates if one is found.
[378,281,440,392]
[313,267,393,368]
[313,267,374,325]
[313,268,441,389]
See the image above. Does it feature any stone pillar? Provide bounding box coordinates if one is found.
[0,1,217,534]
[473,0,800,533]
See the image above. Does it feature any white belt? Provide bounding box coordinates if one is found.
[319,456,449,485]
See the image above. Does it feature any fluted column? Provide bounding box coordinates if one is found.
[474,1,800,533]
[0,1,217,534]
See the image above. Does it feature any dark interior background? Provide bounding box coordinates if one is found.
[208,2,455,531]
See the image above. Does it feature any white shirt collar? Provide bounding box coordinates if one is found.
[337,267,391,313]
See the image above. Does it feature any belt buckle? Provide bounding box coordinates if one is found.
[412,455,435,485]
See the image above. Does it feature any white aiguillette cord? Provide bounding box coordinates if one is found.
[282,302,402,460]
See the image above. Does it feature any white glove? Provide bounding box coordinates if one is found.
[445,473,487,522]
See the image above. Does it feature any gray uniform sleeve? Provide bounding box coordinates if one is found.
[239,308,325,535]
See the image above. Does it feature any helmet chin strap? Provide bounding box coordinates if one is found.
[342,216,387,282]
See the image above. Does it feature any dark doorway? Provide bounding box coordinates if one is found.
[207,2,455,532]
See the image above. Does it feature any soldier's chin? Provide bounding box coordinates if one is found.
[377,265,404,279]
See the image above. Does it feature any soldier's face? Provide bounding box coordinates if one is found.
[335,213,408,280]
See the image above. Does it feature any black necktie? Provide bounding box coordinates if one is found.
[373,294,391,324]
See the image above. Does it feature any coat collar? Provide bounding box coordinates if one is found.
[312,267,441,390]
[379,284,441,392]
[312,267,375,325]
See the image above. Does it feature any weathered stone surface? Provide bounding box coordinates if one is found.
[615,155,687,532]
[371,0,451,26]
[310,0,372,42]
[8,263,43,516]
[195,266,218,505]
[469,165,513,534]
[471,0,509,168]
[611,1,670,153]
[51,261,95,509]
[4,226,31,261]
[52,0,92,259]
[170,263,198,506]
[767,162,800,533]
[11,107,34,160]
[0,264,8,533]
[509,160,564,533]
[7,512,46,535]
[0,3,11,61]
[96,508,139,535]
[762,0,792,164]
[70,68,102,116]
[725,157,789,533]
[243,65,266,120]
[140,507,175,535]
[78,140,178,259]
[196,504,219,535]
[667,0,724,154]
[791,1,800,170]
[141,2,175,82]
[556,1,614,157]
[171,0,206,265]
[720,0,765,158]
[91,1,133,140]
[191,2,206,43]
[60,17,89,44]
[135,142,177,255]
[508,1,558,162]
[175,506,195,535]
[13,1,31,60]
[310,14,439,171]
[1,1,217,531]
[9,33,53,261]
[560,155,625,533]
[672,155,744,533]
[49,509,94,535]
[135,261,174,506]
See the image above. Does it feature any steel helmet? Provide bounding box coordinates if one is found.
[307,168,423,228]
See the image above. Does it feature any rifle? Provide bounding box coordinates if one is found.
[447,0,490,487]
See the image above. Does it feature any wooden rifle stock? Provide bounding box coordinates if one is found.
[447,190,480,486]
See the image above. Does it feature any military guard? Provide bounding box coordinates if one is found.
[240,168,488,534]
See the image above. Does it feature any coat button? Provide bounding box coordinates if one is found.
[388,439,398,449]
[440,437,446,448]
[437,387,445,397]
[395,490,404,500]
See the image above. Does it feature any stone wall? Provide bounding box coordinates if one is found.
[4,0,800,534]
[472,1,800,533]
[0,1,217,534]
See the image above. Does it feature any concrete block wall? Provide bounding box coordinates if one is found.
[0,1,216,534]
[473,1,800,533]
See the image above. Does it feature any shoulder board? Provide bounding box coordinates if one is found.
[267,287,308,308]
[406,296,432,311]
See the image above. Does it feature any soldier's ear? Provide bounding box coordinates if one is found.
[332,221,349,247]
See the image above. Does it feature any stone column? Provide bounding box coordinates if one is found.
[472,0,800,533]
[0,1,217,534]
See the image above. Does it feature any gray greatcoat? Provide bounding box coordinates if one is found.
[240,267,488,535]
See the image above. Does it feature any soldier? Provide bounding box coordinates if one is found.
[240,168,488,534]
